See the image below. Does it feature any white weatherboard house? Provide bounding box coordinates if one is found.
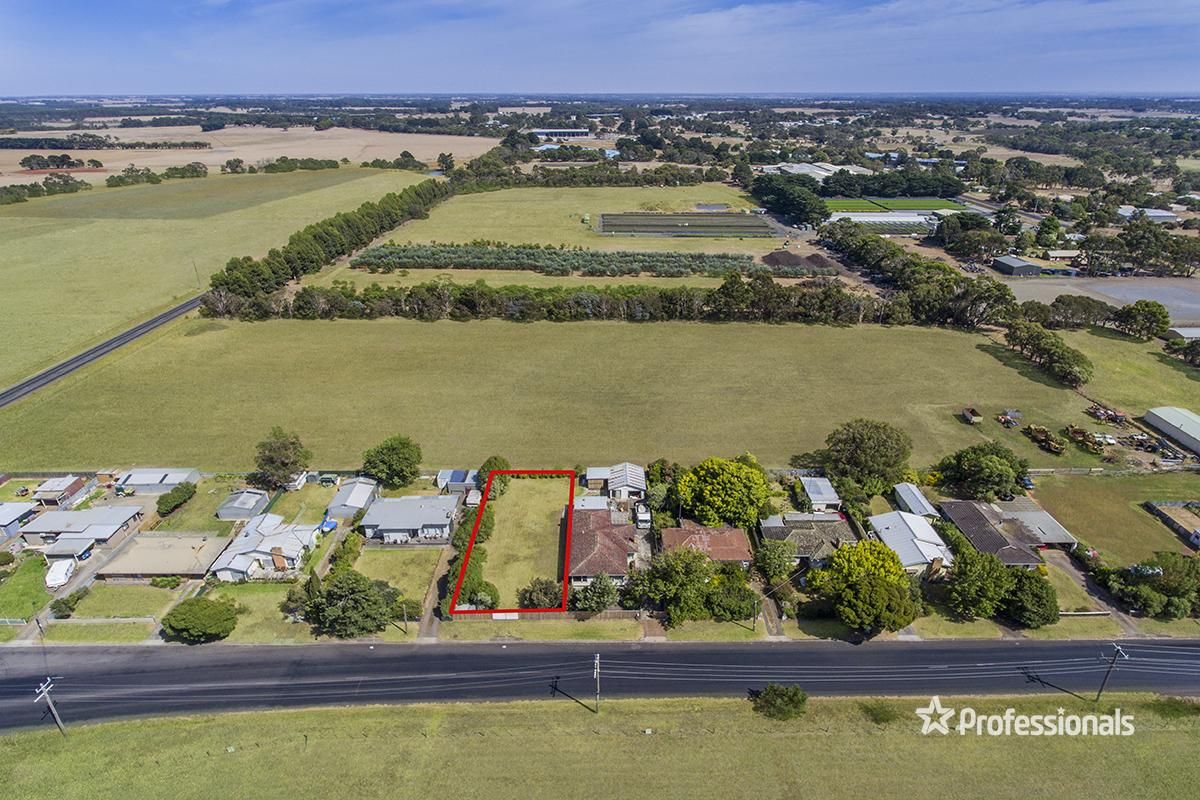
[360,496,461,544]
[116,468,202,494]
[327,477,379,520]
[868,511,954,574]
[0,502,38,539]
[210,513,319,581]
[800,477,841,512]
[893,483,939,517]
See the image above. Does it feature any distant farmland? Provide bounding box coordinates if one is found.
[599,212,775,237]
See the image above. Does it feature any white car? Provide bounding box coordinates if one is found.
[45,559,76,590]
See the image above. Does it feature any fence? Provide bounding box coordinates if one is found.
[0,618,28,626]
[451,609,645,622]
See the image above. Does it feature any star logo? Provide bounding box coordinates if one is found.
[915,696,955,735]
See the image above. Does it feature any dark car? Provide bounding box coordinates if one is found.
[1019,476,1035,490]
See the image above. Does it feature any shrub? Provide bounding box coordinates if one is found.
[1004,569,1060,629]
[161,597,239,643]
[49,588,90,619]
[156,482,197,517]
[517,577,562,609]
[0,551,15,567]
[150,575,184,589]
[752,683,808,720]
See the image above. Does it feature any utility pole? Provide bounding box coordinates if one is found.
[593,653,601,714]
[35,677,67,737]
[1096,643,1128,702]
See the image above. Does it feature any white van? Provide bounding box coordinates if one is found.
[45,559,76,590]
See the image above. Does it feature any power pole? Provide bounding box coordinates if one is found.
[593,653,601,714]
[35,677,67,737]
[1096,643,1128,702]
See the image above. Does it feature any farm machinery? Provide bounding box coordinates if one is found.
[1025,424,1066,454]
[1065,424,1105,454]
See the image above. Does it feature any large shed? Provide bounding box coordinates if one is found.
[992,255,1040,277]
[216,488,271,520]
[1144,407,1200,456]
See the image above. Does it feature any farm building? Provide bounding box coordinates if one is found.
[893,483,938,517]
[1043,249,1081,261]
[1144,407,1200,456]
[568,506,649,587]
[360,495,461,544]
[32,475,95,509]
[116,468,202,494]
[826,211,936,228]
[1165,327,1200,342]
[868,511,954,574]
[1117,205,1179,224]
[216,488,271,521]
[98,534,227,579]
[939,501,1042,567]
[435,470,479,495]
[799,477,841,512]
[0,501,38,539]
[528,128,590,138]
[758,162,870,181]
[992,255,1040,277]
[759,512,857,567]
[20,506,142,550]
[327,476,379,520]
[584,463,646,501]
[660,521,752,567]
[210,513,319,582]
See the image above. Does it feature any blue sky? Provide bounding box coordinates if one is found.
[1,0,1198,95]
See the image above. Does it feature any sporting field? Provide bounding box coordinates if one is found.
[462,478,569,608]
[0,168,426,388]
[386,185,781,254]
[0,318,1092,470]
[598,212,774,237]
[2,695,1196,800]
[1032,473,1197,564]
[869,197,967,210]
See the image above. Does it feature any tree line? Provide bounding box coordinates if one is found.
[106,162,208,187]
[261,156,342,173]
[0,174,91,205]
[0,133,208,150]
[19,153,102,170]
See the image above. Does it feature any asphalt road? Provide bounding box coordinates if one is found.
[2,639,1198,731]
[0,295,202,409]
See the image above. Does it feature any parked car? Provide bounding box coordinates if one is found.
[1019,476,1035,490]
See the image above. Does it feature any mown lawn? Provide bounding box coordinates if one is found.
[268,484,336,526]
[439,618,641,641]
[909,606,1006,640]
[0,320,1093,471]
[389,184,780,255]
[71,584,182,619]
[1059,327,1200,414]
[664,619,766,641]
[477,479,570,607]
[0,168,426,388]
[154,476,243,534]
[1032,473,1196,564]
[354,548,442,599]
[2,695,1196,800]
[41,622,155,644]
[0,558,50,620]
[0,479,39,501]
[207,583,316,644]
[1044,564,1099,612]
[1022,614,1124,640]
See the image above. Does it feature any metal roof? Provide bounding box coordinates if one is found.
[868,511,954,569]
[361,496,460,531]
[0,501,37,527]
[210,514,318,575]
[800,477,840,506]
[330,477,377,510]
[1145,407,1200,454]
[608,463,646,492]
[118,468,200,487]
[22,506,139,534]
[893,483,938,517]
[219,489,269,512]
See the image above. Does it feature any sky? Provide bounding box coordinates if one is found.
[1,0,1198,96]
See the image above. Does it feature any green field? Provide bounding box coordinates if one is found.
[0,557,49,620]
[0,168,426,388]
[41,622,155,643]
[154,476,243,534]
[387,184,780,254]
[0,318,1097,471]
[2,695,1196,800]
[824,198,888,211]
[869,197,967,210]
[478,479,569,606]
[1059,328,1200,415]
[354,548,442,600]
[1032,473,1197,564]
[71,583,182,618]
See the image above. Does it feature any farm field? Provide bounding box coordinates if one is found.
[464,478,570,609]
[0,318,1095,470]
[598,212,773,237]
[354,548,443,602]
[0,168,427,388]
[3,695,1196,800]
[824,198,888,211]
[0,125,497,184]
[1058,328,1200,414]
[1032,473,1197,564]
[311,265,732,290]
[869,197,966,210]
[386,185,782,254]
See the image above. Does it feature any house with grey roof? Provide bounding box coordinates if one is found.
[33,475,95,509]
[760,512,857,567]
[584,463,646,501]
[799,477,841,512]
[436,470,479,495]
[116,468,202,494]
[216,488,271,520]
[893,483,938,518]
[327,477,379,520]
[20,506,142,552]
[210,513,319,582]
[940,500,1042,567]
[360,495,462,544]
[0,501,38,540]
[992,497,1078,549]
[868,511,953,575]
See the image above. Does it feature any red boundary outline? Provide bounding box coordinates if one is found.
[448,469,576,614]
